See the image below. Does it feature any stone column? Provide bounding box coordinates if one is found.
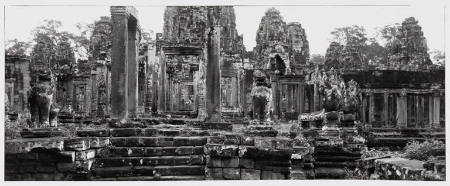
[383,90,389,127]
[432,92,441,128]
[361,94,366,123]
[396,90,407,128]
[271,72,279,119]
[110,8,129,120]
[313,83,319,111]
[205,25,221,121]
[127,21,138,116]
[368,92,375,124]
[429,94,434,128]
[298,83,304,114]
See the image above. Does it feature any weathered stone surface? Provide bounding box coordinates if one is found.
[240,169,261,180]
[95,155,204,168]
[64,138,90,151]
[5,138,65,153]
[222,168,240,180]
[222,157,240,168]
[261,170,285,180]
[110,128,142,137]
[75,149,96,161]
[239,158,255,169]
[20,128,64,138]
[98,146,204,157]
[205,167,223,180]
[204,144,239,157]
[76,129,110,137]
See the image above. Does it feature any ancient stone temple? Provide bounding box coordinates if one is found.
[250,8,310,121]
[4,6,445,181]
[155,6,246,120]
[5,55,31,115]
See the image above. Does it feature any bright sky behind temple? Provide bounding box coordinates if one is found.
[4,5,445,56]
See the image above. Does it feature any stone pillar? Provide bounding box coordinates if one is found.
[432,92,441,128]
[298,83,304,114]
[396,90,407,128]
[383,90,389,127]
[271,73,279,119]
[368,92,375,124]
[127,21,138,116]
[313,83,319,111]
[110,8,129,120]
[361,94,366,123]
[429,94,434,128]
[205,25,221,121]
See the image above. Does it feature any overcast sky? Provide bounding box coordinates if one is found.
[4,5,445,55]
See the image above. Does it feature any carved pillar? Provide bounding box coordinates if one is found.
[313,83,319,111]
[110,6,139,120]
[432,92,441,128]
[298,83,304,114]
[396,90,407,128]
[271,72,280,119]
[368,91,375,124]
[127,21,138,116]
[110,7,129,120]
[361,93,366,123]
[205,25,221,121]
[429,94,434,128]
[383,90,389,127]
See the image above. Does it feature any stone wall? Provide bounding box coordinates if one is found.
[5,137,109,181]
[204,135,295,180]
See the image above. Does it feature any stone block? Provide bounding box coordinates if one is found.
[290,169,307,180]
[64,138,90,151]
[142,128,158,136]
[204,144,239,157]
[76,129,110,137]
[222,157,240,168]
[239,158,255,169]
[57,162,75,172]
[206,167,223,180]
[261,170,285,180]
[240,169,260,180]
[88,137,110,148]
[223,168,240,180]
[5,138,65,153]
[75,149,96,161]
[154,165,204,176]
[20,128,64,138]
[206,157,223,167]
[110,128,142,137]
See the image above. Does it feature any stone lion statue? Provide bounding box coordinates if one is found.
[28,75,59,128]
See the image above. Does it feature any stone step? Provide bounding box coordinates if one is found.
[95,155,205,167]
[314,155,360,162]
[110,137,207,147]
[93,175,205,181]
[189,122,233,131]
[97,146,205,157]
[92,165,205,178]
[77,128,211,137]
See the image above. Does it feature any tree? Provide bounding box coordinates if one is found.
[329,25,368,67]
[330,25,367,48]
[309,54,325,64]
[430,49,445,66]
[362,39,388,65]
[30,19,76,76]
[5,39,31,56]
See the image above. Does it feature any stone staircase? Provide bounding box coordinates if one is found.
[83,124,210,181]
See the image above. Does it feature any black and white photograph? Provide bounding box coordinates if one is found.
[1,0,448,182]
